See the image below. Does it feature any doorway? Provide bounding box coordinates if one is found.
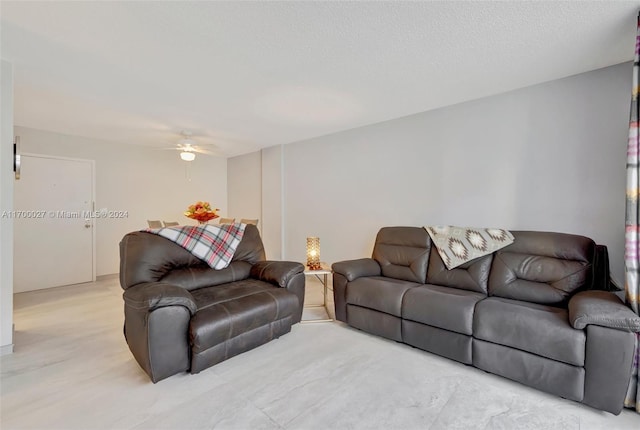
[13,154,95,292]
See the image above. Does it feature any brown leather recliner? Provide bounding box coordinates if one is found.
[119,225,305,382]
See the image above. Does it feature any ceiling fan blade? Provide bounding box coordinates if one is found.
[193,147,216,155]
[151,131,222,156]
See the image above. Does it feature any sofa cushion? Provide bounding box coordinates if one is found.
[372,227,431,283]
[402,284,485,335]
[488,231,595,306]
[119,224,265,289]
[474,297,586,366]
[161,261,252,291]
[426,248,492,294]
[190,278,283,310]
[189,279,298,354]
[230,224,267,263]
[346,276,420,317]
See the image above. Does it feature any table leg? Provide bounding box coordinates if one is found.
[301,272,333,323]
[323,273,328,308]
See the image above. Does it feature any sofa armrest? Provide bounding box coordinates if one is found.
[122,282,193,382]
[250,261,305,288]
[568,290,640,332]
[123,282,197,315]
[332,258,381,282]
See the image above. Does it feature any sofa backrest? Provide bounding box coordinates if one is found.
[372,227,431,283]
[426,248,492,294]
[488,231,595,306]
[119,224,266,290]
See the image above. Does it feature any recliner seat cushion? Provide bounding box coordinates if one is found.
[161,261,252,291]
[189,279,298,354]
[402,284,485,335]
[346,276,420,317]
[190,278,282,309]
[372,227,431,283]
[474,297,586,366]
[488,231,595,306]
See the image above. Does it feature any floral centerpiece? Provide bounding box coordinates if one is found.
[184,201,220,224]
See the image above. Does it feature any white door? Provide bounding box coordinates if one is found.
[14,155,94,292]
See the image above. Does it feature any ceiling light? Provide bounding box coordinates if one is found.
[180,151,196,161]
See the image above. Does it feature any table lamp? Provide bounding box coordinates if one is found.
[306,237,321,270]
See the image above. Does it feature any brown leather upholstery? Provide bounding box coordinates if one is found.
[189,279,299,373]
[403,284,485,335]
[488,231,595,306]
[119,224,304,382]
[474,297,586,366]
[346,276,419,317]
[372,226,431,283]
[583,325,637,413]
[333,226,639,414]
[426,249,492,294]
[119,224,265,289]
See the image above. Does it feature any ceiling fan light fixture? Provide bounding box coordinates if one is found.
[180,151,196,161]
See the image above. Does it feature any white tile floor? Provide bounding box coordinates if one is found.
[1,276,639,430]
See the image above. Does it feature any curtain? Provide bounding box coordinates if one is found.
[624,14,640,413]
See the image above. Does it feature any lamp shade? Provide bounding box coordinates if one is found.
[306,237,321,270]
[180,151,196,161]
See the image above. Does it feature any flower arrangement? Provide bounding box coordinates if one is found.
[184,201,220,224]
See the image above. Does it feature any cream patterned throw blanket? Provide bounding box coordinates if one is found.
[424,226,514,270]
[144,223,246,269]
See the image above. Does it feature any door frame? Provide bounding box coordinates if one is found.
[20,153,97,283]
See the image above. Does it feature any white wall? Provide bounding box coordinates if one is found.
[261,145,284,260]
[15,126,227,276]
[1,60,14,354]
[227,150,261,223]
[228,147,285,260]
[228,63,631,284]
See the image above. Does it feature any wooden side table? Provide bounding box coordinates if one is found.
[302,262,333,323]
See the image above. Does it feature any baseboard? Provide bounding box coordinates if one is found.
[0,343,14,356]
[96,273,118,281]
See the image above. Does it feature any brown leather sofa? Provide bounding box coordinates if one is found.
[333,226,640,414]
[119,225,305,382]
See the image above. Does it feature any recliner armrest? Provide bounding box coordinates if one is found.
[250,261,304,288]
[123,282,197,315]
[568,290,640,332]
[332,258,381,282]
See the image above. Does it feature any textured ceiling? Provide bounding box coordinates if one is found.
[1,1,638,157]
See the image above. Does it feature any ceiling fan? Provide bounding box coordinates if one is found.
[163,131,217,161]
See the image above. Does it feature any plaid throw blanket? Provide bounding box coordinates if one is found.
[145,223,246,269]
[425,225,514,270]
